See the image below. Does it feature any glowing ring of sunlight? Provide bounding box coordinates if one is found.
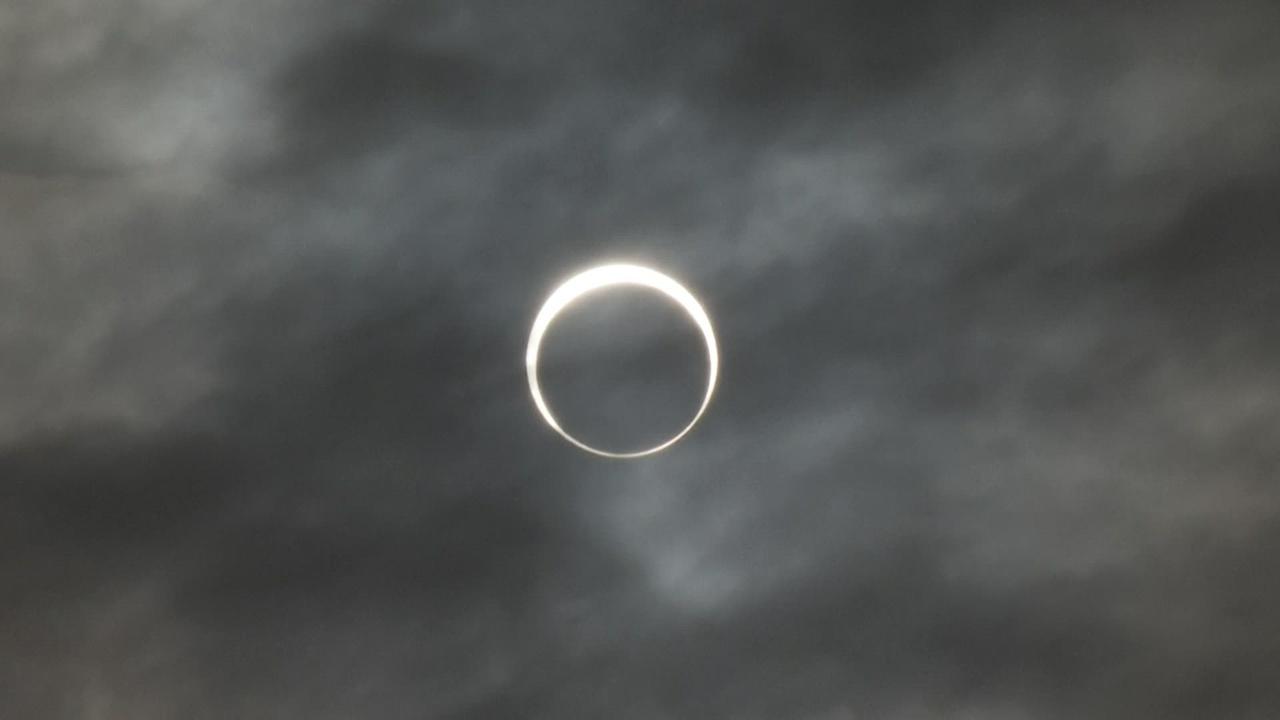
[526,263,719,459]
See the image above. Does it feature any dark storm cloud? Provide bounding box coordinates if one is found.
[2,0,1280,717]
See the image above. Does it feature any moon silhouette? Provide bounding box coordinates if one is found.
[526,263,720,458]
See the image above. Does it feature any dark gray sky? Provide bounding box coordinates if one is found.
[3,0,1280,717]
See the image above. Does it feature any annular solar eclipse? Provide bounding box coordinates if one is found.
[526,263,719,458]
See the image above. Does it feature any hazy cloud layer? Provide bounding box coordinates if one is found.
[2,0,1279,717]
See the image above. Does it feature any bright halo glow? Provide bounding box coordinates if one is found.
[526,263,719,459]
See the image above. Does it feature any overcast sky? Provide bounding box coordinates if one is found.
[3,1,1280,717]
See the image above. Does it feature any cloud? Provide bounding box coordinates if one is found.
[2,0,1279,717]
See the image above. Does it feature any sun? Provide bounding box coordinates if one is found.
[525,263,719,458]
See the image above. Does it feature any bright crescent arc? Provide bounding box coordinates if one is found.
[526,263,720,459]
